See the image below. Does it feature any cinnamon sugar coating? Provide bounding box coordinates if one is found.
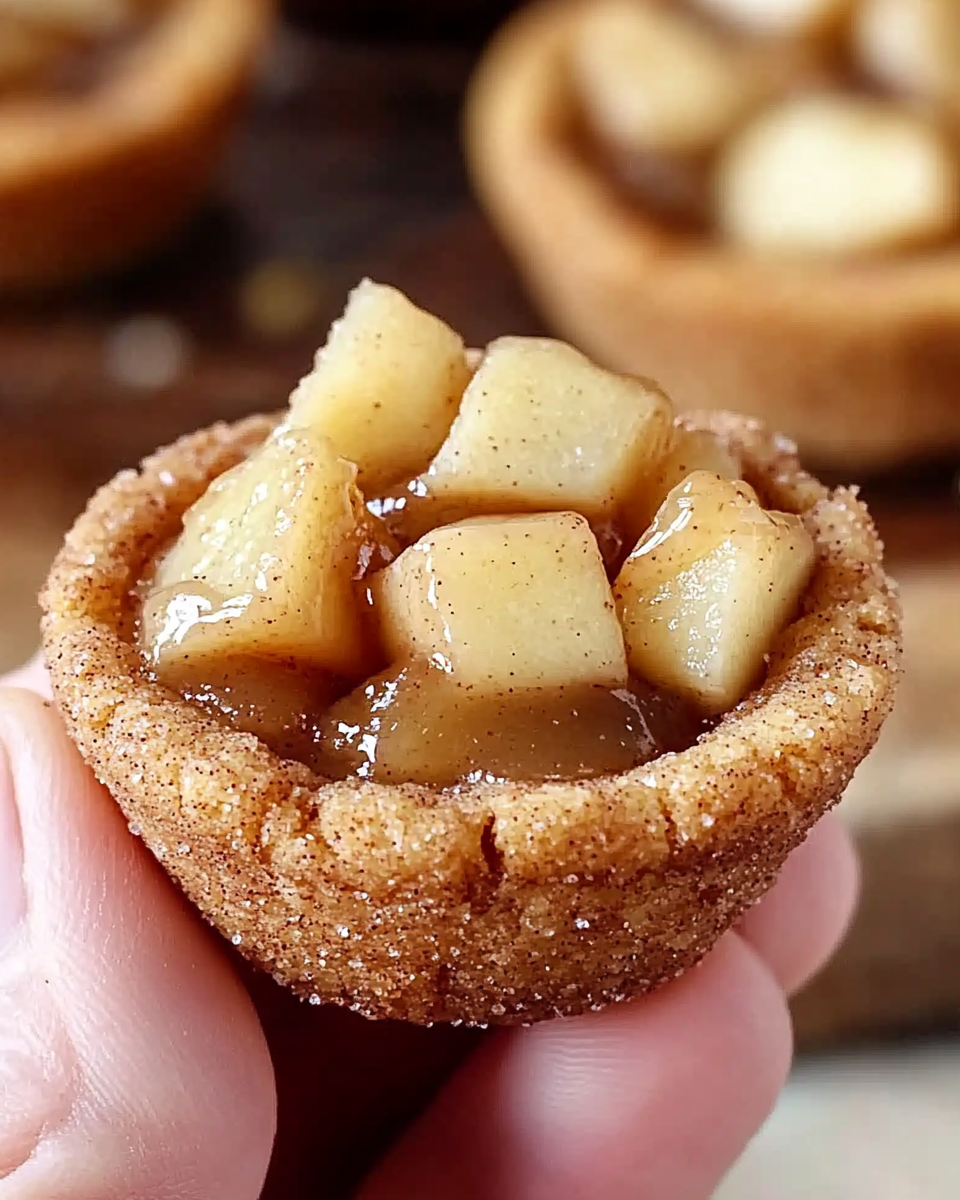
[40,411,901,1024]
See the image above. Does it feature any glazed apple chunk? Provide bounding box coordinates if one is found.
[615,471,815,717]
[141,281,820,785]
[391,336,673,540]
[717,94,960,256]
[567,0,960,259]
[288,279,471,494]
[374,512,627,692]
[572,0,763,159]
[145,427,386,686]
[853,0,960,108]
[624,425,743,545]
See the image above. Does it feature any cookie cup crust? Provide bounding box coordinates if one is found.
[465,0,960,470]
[0,0,274,291]
[40,411,901,1024]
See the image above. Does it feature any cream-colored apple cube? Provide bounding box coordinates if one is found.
[853,0,960,107]
[372,512,628,693]
[147,428,372,681]
[572,0,760,157]
[625,427,744,544]
[287,279,471,493]
[717,94,960,257]
[615,471,815,715]
[692,0,851,38]
[418,337,674,526]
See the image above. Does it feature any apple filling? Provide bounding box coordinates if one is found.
[570,0,960,257]
[140,281,815,787]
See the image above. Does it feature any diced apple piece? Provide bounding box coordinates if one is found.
[614,471,815,716]
[372,512,628,693]
[692,0,851,38]
[313,663,663,787]
[853,0,960,107]
[418,337,674,526]
[717,94,960,256]
[287,279,471,492]
[572,0,762,157]
[625,427,743,544]
[146,428,373,681]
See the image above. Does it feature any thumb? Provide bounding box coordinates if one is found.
[0,689,276,1199]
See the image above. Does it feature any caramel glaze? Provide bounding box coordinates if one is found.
[312,663,704,788]
[149,655,703,789]
[150,653,345,770]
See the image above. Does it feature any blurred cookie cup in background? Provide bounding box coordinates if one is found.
[465,0,960,471]
[0,0,276,291]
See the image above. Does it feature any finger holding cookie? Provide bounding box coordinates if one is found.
[0,687,276,1199]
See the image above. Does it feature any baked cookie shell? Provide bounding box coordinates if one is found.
[465,0,960,470]
[0,0,274,291]
[40,411,900,1025]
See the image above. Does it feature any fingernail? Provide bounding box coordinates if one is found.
[0,734,26,951]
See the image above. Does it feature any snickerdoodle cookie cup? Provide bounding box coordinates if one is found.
[40,407,900,1025]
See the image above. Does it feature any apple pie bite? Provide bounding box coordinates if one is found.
[466,0,960,469]
[40,281,901,1025]
[0,0,274,290]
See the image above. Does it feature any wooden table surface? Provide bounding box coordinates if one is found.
[2,12,960,1076]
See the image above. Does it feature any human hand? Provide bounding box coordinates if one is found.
[0,658,857,1199]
